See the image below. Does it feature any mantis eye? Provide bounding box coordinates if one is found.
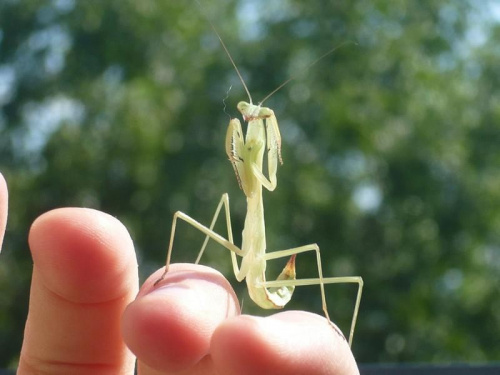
[237,101,249,113]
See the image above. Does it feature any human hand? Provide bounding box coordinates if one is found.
[124,265,359,375]
[10,193,359,373]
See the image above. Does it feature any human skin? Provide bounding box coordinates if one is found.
[0,173,360,374]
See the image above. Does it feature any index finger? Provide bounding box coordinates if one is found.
[18,208,139,374]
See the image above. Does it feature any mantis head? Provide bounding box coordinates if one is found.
[237,101,273,122]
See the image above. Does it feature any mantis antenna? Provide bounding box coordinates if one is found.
[195,0,355,108]
[195,0,253,104]
[259,40,356,105]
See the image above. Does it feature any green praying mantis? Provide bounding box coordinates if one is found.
[155,8,363,347]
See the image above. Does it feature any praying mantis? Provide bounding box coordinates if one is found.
[155,8,363,347]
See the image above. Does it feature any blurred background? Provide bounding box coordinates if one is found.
[1,0,499,369]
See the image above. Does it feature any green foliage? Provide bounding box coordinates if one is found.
[1,0,499,367]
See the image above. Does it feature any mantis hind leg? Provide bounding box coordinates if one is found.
[261,245,363,347]
[154,193,244,286]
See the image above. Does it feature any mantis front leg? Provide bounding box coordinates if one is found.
[226,108,283,195]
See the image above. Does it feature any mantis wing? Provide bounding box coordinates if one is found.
[265,110,282,189]
[226,118,248,194]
